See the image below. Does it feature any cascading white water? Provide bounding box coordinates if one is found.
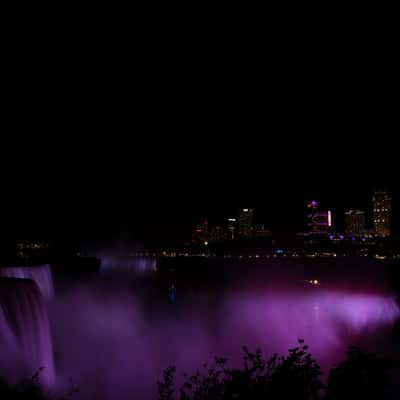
[0,301,22,381]
[0,302,17,347]
[0,278,55,386]
[0,265,54,299]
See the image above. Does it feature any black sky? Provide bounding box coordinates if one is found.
[1,26,398,246]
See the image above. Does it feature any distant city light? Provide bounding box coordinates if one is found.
[373,191,391,238]
[238,209,254,238]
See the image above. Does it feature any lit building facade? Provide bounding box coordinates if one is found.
[238,208,254,238]
[307,201,332,236]
[192,221,209,244]
[344,210,366,237]
[253,225,272,239]
[373,191,391,237]
[210,225,223,242]
[227,218,237,240]
[15,240,50,260]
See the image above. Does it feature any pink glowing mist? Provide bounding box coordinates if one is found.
[46,282,400,400]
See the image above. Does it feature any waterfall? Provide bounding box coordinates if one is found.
[0,302,17,347]
[0,278,55,386]
[0,265,54,299]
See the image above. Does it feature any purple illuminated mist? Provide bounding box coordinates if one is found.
[1,259,400,399]
[48,277,399,399]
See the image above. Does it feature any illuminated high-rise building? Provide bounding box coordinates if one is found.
[344,210,366,237]
[227,218,237,240]
[307,201,332,236]
[238,208,254,238]
[192,220,209,244]
[210,225,223,242]
[373,191,391,237]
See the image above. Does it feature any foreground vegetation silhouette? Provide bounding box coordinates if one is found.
[0,369,47,400]
[158,340,392,400]
[0,369,76,400]
[0,341,393,399]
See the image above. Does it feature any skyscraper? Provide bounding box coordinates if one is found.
[192,221,209,244]
[373,191,391,237]
[307,201,332,236]
[227,218,237,240]
[238,208,254,238]
[209,225,223,242]
[344,210,366,237]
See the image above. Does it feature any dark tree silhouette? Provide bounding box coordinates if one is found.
[326,346,388,400]
[0,369,47,400]
[0,369,77,400]
[158,366,176,400]
[159,340,325,400]
[0,344,393,399]
[158,342,394,400]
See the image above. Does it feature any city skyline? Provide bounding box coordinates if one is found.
[0,157,397,245]
[192,190,393,245]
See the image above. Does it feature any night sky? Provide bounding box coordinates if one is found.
[1,39,397,247]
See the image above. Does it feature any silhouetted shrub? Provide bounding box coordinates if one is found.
[0,344,392,399]
[0,369,47,399]
[326,346,388,400]
[158,342,394,400]
[159,366,176,400]
[159,340,325,400]
[0,370,77,400]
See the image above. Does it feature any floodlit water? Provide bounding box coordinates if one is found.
[0,265,54,299]
[49,270,400,399]
[0,279,55,386]
[1,260,400,399]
